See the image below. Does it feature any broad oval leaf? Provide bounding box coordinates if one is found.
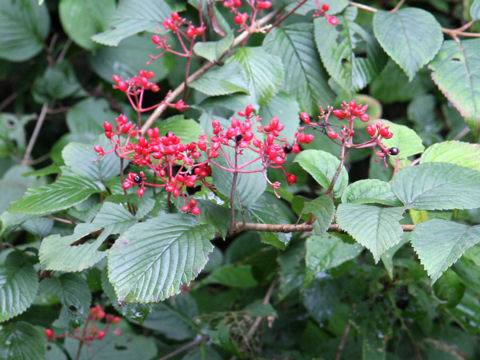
[230,47,284,106]
[429,39,480,130]
[341,179,401,206]
[263,23,334,113]
[9,175,103,215]
[0,322,45,360]
[66,98,117,139]
[336,203,404,262]
[193,32,234,62]
[373,8,443,80]
[392,162,480,210]
[91,0,172,46]
[108,214,215,302]
[314,7,386,92]
[59,0,115,50]
[201,264,258,288]
[0,254,39,322]
[411,219,480,281]
[303,195,335,235]
[158,115,206,144]
[294,149,349,198]
[190,61,250,96]
[471,0,480,20]
[420,141,480,171]
[0,0,50,61]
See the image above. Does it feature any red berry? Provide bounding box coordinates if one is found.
[117,81,128,92]
[327,16,338,25]
[333,109,345,119]
[97,330,107,340]
[112,74,121,83]
[300,112,311,123]
[234,15,245,24]
[103,122,113,131]
[327,130,339,139]
[234,0,242,6]
[286,174,297,184]
[94,145,104,153]
[181,204,190,212]
[245,104,254,115]
[45,329,54,339]
[321,3,329,11]
[152,35,162,44]
[122,181,132,189]
[191,206,201,215]
[360,113,370,122]
[137,187,145,197]
[366,123,376,136]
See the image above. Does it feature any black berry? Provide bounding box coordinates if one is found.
[235,134,243,142]
[133,174,142,184]
[389,147,400,156]
[283,145,293,154]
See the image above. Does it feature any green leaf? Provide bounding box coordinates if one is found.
[336,204,404,261]
[66,98,117,138]
[32,61,84,103]
[39,202,136,272]
[411,219,480,281]
[373,120,425,159]
[421,141,480,171]
[41,274,91,328]
[407,94,442,146]
[62,140,122,182]
[259,92,300,143]
[9,175,103,215]
[373,8,443,80]
[230,47,284,106]
[341,179,401,206]
[0,253,39,322]
[370,60,429,103]
[201,264,258,288]
[193,32,234,62]
[263,23,334,113]
[91,0,172,46]
[433,269,465,307]
[211,146,266,207]
[89,33,174,83]
[244,193,294,249]
[0,164,37,213]
[306,234,362,278]
[294,149,348,198]
[314,7,386,92]
[190,61,250,96]
[141,294,197,340]
[159,115,205,144]
[0,0,50,61]
[0,322,45,360]
[64,332,157,360]
[108,214,215,302]
[59,0,115,50]
[429,39,480,131]
[362,323,386,360]
[303,195,335,235]
[392,162,480,210]
[471,0,480,20]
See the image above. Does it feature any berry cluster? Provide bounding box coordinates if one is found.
[45,305,121,345]
[223,0,272,30]
[299,100,399,166]
[150,12,205,63]
[313,2,338,26]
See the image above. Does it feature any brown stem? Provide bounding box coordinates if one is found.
[326,143,348,195]
[159,335,209,360]
[268,0,307,31]
[234,222,416,233]
[45,216,76,225]
[22,103,49,165]
[0,92,18,111]
[245,277,279,342]
[390,0,405,13]
[140,10,279,135]
[335,323,352,360]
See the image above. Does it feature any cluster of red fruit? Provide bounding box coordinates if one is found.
[222,0,272,27]
[313,2,339,26]
[150,12,205,63]
[45,305,121,344]
[95,104,305,212]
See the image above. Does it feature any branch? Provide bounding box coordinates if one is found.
[335,323,352,360]
[140,10,280,134]
[159,335,209,360]
[234,222,415,233]
[22,103,49,165]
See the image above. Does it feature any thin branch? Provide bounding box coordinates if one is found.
[22,103,49,165]
[45,216,76,225]
[0,92,18,111]
[234,222,416,233]
[159,335,209,360]
[390,0,405,13]
[268,0,307,30]
[140,9,280,134]
[245,276,279,342]
[229,147,240,235]
[335,323,352,360]
[453,126,471,140]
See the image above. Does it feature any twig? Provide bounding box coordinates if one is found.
[45,216,76,225]
[159,335,209,360]
[0,92,18,111]
[229,147,240,235]
[22,103,49,165]
[326,145,348,195]
[268,0,307,31]
[245,276,279,342]
[234,222,416,233]
[56,38,72,64]
[453,126,471,140]
[390,0,405,13]
[335,323,352,360]
[140,9,280,134]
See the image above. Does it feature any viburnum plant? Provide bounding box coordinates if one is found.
[1,0,480,359]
